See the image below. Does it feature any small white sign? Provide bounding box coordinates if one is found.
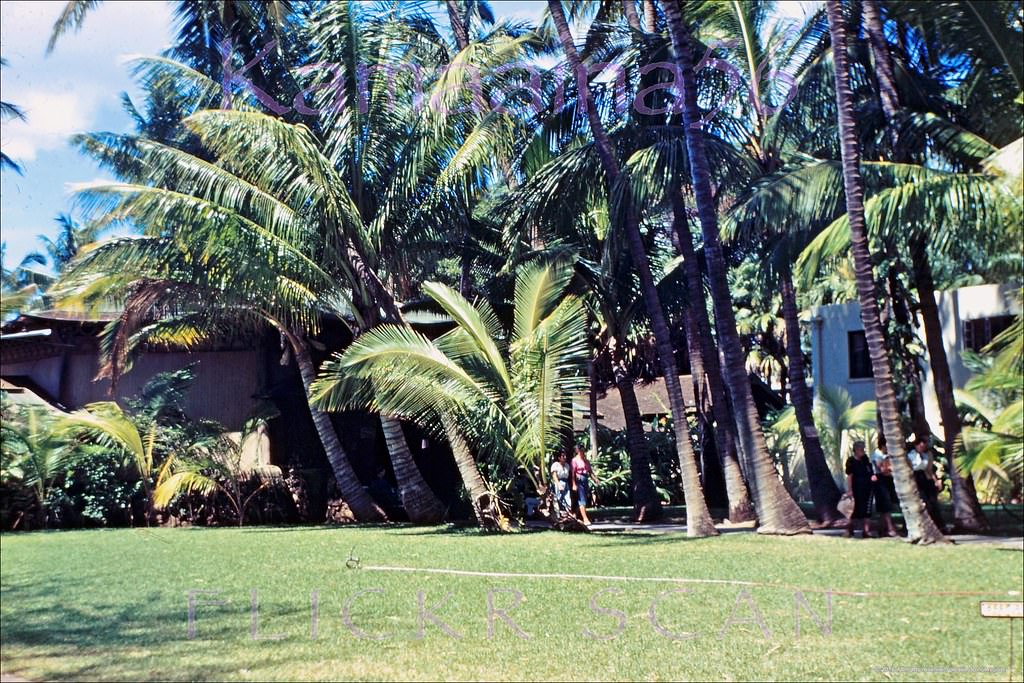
[979,601,1024,618]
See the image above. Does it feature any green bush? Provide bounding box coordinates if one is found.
[58,446,146,527]
[577,423,681,507]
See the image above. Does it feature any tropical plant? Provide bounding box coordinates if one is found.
[152,415,282,526]
[824,0,945,543]
[547,0,718,537]
[578,424,679,507]
[59,401,160,524]
[0,402,76,528]
[312,261,588,530]
[956,306,1023,500]
[662,0,809,534]
[766,385,877,497]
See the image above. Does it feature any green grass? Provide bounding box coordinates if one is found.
[2,526,1023,681]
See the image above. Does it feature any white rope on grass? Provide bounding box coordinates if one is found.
[363,565,761,588]
[361,565,1023,599]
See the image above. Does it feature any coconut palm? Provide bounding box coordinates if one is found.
[312,262,589,530]
[499,140,669,521]
[59,401,160,524]
[546,0,717,537]
[58,3,520,524]
[824,0,945,543]
[674,0,847,524]
[860,0,989,531]
[662,0,808,534]
[57,110,393,522]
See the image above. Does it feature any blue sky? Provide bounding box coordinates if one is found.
[0,0,816,271]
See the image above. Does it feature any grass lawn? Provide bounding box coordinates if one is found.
[2,525,1022,681]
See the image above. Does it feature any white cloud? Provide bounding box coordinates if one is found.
[0,1,174,63]
[2,90,95,161]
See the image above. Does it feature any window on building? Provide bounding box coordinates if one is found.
[963,315,1015,352]
[848,330,873,379]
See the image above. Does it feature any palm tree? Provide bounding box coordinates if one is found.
[669,192,756,522]
[547,0,717,537]
[59,401,160,524]
[59,109,392,523]
[861,0,988,532]
[37,214,98,273]
[584,244,666,522]
[662,0,808,534]
[59,8,490,523]
[1,243,45,318]
[676,0,841,524]
[0,406,74,528]
[499,142,669,522]
[957,307,1024,494]
[153,416,281,527]
[824,0,945,544]
[313,262,588,531]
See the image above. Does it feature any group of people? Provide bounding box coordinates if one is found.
[843,437,944,538]
[549,445,601,525]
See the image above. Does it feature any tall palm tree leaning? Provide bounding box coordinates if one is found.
[670,193,756,522]
[547,0,717,537]
[825,0,946,544]
[861,0,988,532]
[662,0,809,534]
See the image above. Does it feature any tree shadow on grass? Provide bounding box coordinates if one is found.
[0,572,317,681]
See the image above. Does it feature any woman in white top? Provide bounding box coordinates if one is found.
[549,452,571,513]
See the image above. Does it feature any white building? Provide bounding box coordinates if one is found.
[808,283,1019,428]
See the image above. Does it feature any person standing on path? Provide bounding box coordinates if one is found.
[571,445,600,526]
[844,440,876,538]
[870,439,900,537]
[549,451,571,514]
[910,437,944,530]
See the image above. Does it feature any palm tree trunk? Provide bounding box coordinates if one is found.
[671,188,756,522]
[613,354,664,521]
[380,416,447,524]
[681,316,728,509]
[663,0,808,534]
[447,0,476,298]
[291,336,388,523]
[446,0,470,50]
[864,0,987,533]
[356,299,448,524]
[442,416,506,531]
[622,1,642,32]
[862,0,901,142]
[885,267,933,442]
[643,0,657,33]
[910,243,989,531]
[825,0,946,543]
[780,271,843,524]
[548,0,717,537]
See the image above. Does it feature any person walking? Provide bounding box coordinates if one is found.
[571,445,600,526]
[549,451,571,515]
[844,440,876,538]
